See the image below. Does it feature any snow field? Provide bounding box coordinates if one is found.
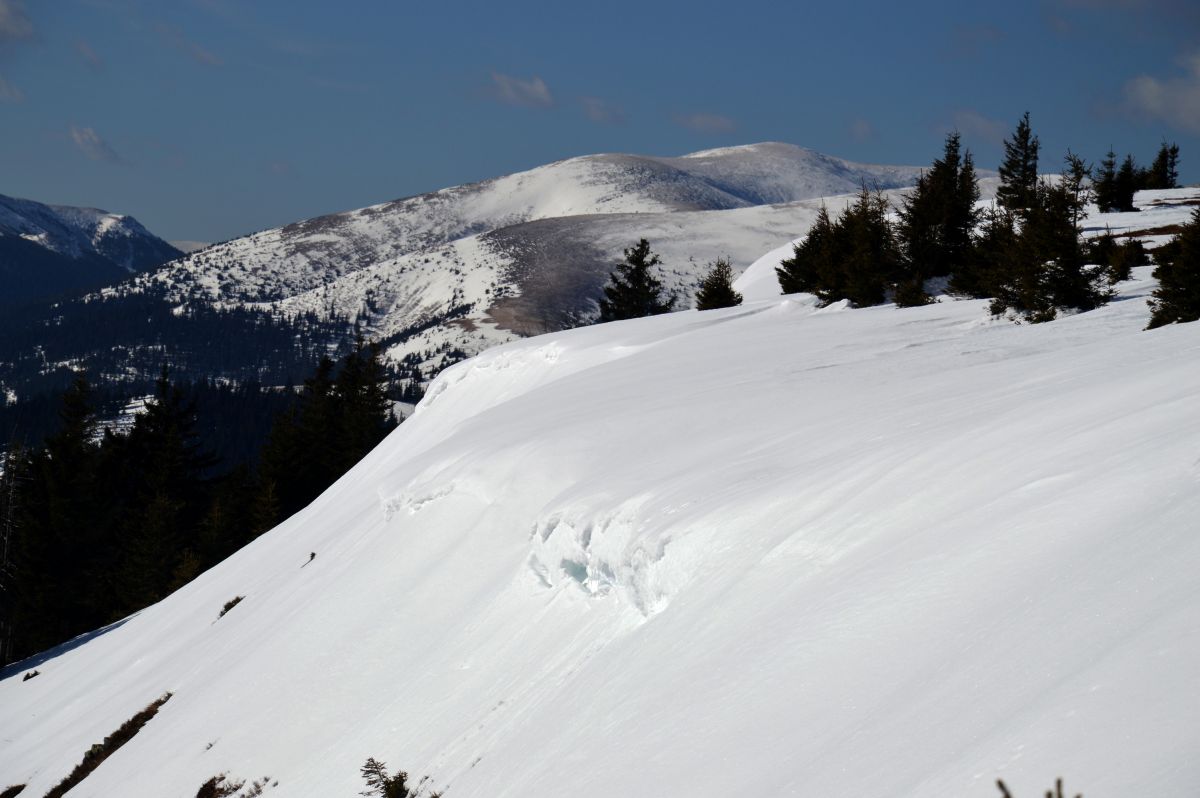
[2,244,1198,797]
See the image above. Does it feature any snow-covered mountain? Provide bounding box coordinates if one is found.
[0,193,181,303]
[137,144,930,364]
[2,193,1197,797]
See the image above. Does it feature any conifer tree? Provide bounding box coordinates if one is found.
[988,180,1109,321]
[694,257,743,310]
[996,112,1040,214]
[1147,141,1180,190]
[1115,155,1139,212]
[896,131,980,304]
[1094,149,1119,213]
[951,206,1016,300]
[777,205,836,296]
[776,188,900,307]
[1147,208,1200,328]
[1062,150,1093,229]
[597,239,677,321]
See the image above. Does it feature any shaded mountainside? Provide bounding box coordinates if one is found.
[0,193,181,305]
[1,261,1196,797]
[133,144,929,363]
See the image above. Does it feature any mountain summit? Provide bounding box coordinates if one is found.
[137,143,928,366]
[0,193,181,304]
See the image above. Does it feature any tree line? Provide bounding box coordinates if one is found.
[595,114,1196,329]
[0,340,399,665]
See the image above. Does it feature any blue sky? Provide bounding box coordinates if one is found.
[1,0,1198,242]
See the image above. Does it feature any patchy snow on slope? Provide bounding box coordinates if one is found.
[2,236,1198,797]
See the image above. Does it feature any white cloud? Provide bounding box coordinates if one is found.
[154,22,222,67]
[1123,51,1200,134]
[70,125,123,163]
[580,96,625,125]
[951,109,1009,146]
[849,117,873,142]
[490,72,553,109]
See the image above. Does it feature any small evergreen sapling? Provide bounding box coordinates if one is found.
[694,257,743,310]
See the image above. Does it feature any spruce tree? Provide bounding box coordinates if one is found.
[694,257,743,310]
[839,186,901,307]
[1114,155,1139,212]
[597,239,677,321]
[1147,208,1200,328]
[896,131,980,304]
[952,205,1017,300]
[1062,150,1093,229]
[777,205,836,296]
[1094,149,1118,213]
[1147,140,1180,189]
[996,112,1040,214]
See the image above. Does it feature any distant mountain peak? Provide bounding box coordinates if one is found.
[0,193,181,304]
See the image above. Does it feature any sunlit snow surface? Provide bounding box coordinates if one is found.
[3,238,1199,796]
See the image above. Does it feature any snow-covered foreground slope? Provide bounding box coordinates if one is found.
[3,268,1199,797]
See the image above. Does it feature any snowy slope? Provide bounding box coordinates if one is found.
[3,248,1198,796]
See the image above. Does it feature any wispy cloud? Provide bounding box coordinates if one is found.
[673,112,737,134]
[0,0,32,100]
[849,117,874,142]
[0,73,22,101]
[950,109,1009,146]
[0,0,32,44]
[489,72,553,108]
[580,96,626,125]
[945,24,1004,59]
[70,125,123,163]
[75,39,104,71]
[154,21,222,66]
[1122,51,1200,133]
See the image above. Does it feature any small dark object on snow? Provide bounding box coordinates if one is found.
[996,778,1081,798]
[301,552,316,568]
[217,596,244,619]
[21,670,39,681]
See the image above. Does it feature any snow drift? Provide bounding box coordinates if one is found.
[3,249,1198,796]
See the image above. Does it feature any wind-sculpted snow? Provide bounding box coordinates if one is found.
[3,258,1198,797]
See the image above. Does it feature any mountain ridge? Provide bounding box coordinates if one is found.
[0,192,181,304]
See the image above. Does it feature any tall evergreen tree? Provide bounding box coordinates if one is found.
[111,367,216,614]
[952,206,1017,300]
[996,112,1040,214]
[777,205,836,296]
[896,132,980,304]
[1062,150,1093,229]
[1114,155,1139,212]
[597,239,677,321]
[1146,141,1180,190]
[988,180,1109,321]
[1147,208,1200,328]
[1094,149,1119,213]
[694,257,743,310]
